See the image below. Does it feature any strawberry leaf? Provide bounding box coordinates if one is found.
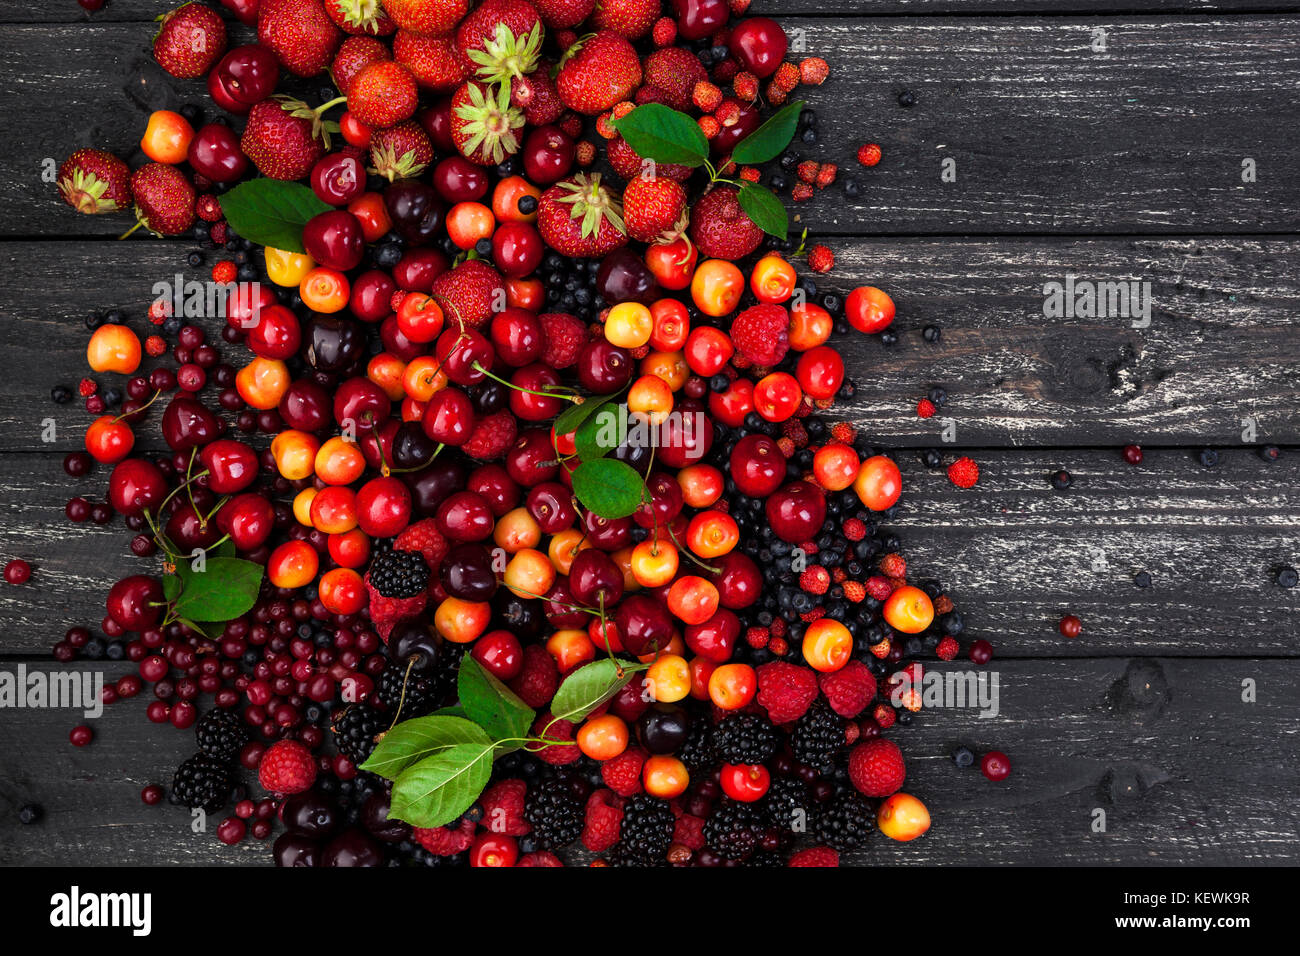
[572,458,648,520]
[737,181,788,239]
[610,104,709,167]
[218,179,331,254]
[731,100,806,166]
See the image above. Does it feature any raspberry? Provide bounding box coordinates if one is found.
[479,779,531,836]
[692,80,723,113]
[257,739,316,795]
[413,818,475,856]
[878,553,906,578]
[364,577,427,641]
[788,846,839,867]
[744,626,769,649]
[733,71,758,101]
[527,714,580,765]
[516,851,564,866]
[936,635,960,660]
[842,518,867,541]
[829,422,856,443]
[755,660,818,724]
[672,812,706,850]
[508,644,560,708]
[773,61,800,93]
[818,660,877,719]
[211,261,237,284]
[948,456,980,488]
[815,163,837,188]
[601,746,647,797]
[857,143,882,167]
[539,312,587,369]
[207,221,228,245]
[651,16,676,46]
[78,378,97,397]
[581,789,624,853]
[461,409,517,460]
[393,518,449,570]
[871,701,896,728]
[848,738,906,797]
[799,57,829,85]
[917,398,936,418]
[843,581,866,603]
[807,244,834,273]
[730,303,789,367]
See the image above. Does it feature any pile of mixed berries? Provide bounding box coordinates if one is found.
[43,0,997,867]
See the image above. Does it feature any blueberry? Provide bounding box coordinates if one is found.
[518,195,538,215]
[50,385,73,404]
[1198,448,1219,468]
[952,746,975,768]
[880,330,898,346]
[921,449,942,469]
[1133,571,1152,588]
[928,386,948,407]
[922,325,941,343]
[898,90,916,108]
[1050,469,1073,490]
[186,250,204,268]
[843,178,860,198]
[1277,566,1298,589]
[17,804,42,825]
[1259,445,1281,463]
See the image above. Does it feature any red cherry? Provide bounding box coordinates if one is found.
[423,388,476,446]
[491,223,545,278]
[247,304,301,360]
[217,492,275,550]
[356,476,412,538]
[302,210,364,272]
[633,471,684,530]
[472,630,524,680]
[711,103,761,156]
[526,482,577,534]
[509,363,565,421]
[521,125,575,184]
[108,458,167,517]
[489,307,543,367]
[225,281,275,332]
[708,378,754,428]
[278,379,332,433]
[615,594,674,656]
[200,439,259,494]
[393,248,450,292]
[187,123,249,183]
[161,396,220,451]
[720,763,771,801]
[685,609,740,663]
[672,0,729,41]
[310,153,366,206]
[436,491,495,542]
[568,549,624,608]
[435,329,494,387]
[432,156,490,203]
[349,270,397,323]
[576,340,633,394]
[466,464,520,516]
[208,45,279,115]
[728,17,789,78]
[709,551,762,609]
[85,415,135,464]
[796,346,845,400]
[765,481,826,543]
[106,575,165,632]
[417,100,456,153]
[729,434,785,498]
[505,428,560,487]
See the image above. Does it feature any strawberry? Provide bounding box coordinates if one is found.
[381,0,469,36]
[555,31,642,115]
[730,304,789,368]
[368,120,433,180]
[641,46,707,112]
[258,0,344,78]
[257,739,317,794]
[533,0,592,28]
[512,64,564,126]
[450,81,525,166]
[431,258,506,330]
[393,29,467,92]
[456,0,543,89]
[590,0,659,38]
[689,185,763,260]
[124,163,195,237]
[947,456,980,488]
[57,149,130,215]
[347,61,418,128]
[331,34,390,92]
[537,173,628,258]
[325,0,395,35]
[241,96,336,181]
[621,174,686,243]
[153,3,228,79]
[807,244,834,273]
[606,134,692,184]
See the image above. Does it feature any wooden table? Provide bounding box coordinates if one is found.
[0,0,1297,866]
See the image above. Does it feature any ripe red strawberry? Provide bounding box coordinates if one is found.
[57,149,130,215]
[382,0,469,36]
[331,35,390,93]
[512,64,564,126]
[818,660,877,718]
[241,96,335,180]
[590,0,659,38]
[393,517,449,569]
[948,456,980,489]
[369,120,433,181]
[257,739,317,794]
[848,738,906,797]
[325,0,395,35]
[581,789,623,852]
[689,185,763,259]
[348,61,418,128]
[555,31,642,115]
[621,175,686,243]
[538,312,587,368]
[456,0,543,86]
[393,29,467,91]
[153,3,228,79]
[479,779,531,836]
[534,0,592,28]
[462,408,517,460]
[258,0,343,78]
[641,46,708,111]
[431,258,505,329]
[450,81,526,165]
[507,643,559,707]
[606,134,692,184]
[537,173,628,258]
[730,304,789,368]
[755,660,818,724]
[125,163,195,237]
[788,846,839,867]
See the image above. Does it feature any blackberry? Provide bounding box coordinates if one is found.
[522,776,583,850]
[764,776,811,833]
[703,798,767,861]
[790,699,843,772]
[194,707,250,762]
[676,719,717,774]
[367,549,429,599]
[744,850,785,867]
[814,791,875,850]
[610,796,675,867]
[375,665,438,719]
[171,753,233,812]
[332,704,387,764]
[710,713,779,765]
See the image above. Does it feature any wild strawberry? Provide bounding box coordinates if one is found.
[698,115,720,139]
[936,635,959,661]
[766,82,788,105]
[791,182,814,202]
[324,0,395,35]
[257,739,317,794]
[534,0,594,29]
[857,142,882,167]
[692,80,723,113]
[513,65,564,125]
[258,0,344,78]
[799,566,830,595]
[537,173,628,258]
[773,61,800,93]
[799,56,829,85]
[948,456,980,489]
[145,335,167,357]
[730,304,789,368]
[331,34,390,91]
[733,71,759,101]
[738,166,761,183]
[606,134,693,183]
[843,581,866,603]
[208,221,228,244]
[575,141,596,166]
[347,61,418,129]
[745,626,769,649]
[621,175,687,243]
[148,298,171,324]
[591,0,659,38]
[815,163,838,188]
[689,185,763,260]
[368,121,433,180]
[652,17,676,46]
[450,81,525,166]
[78,378,98,398]
[842,517,866,541]
[807,244,834,273]
[57,149,130,216]
[195,194,222,222]
[934,594,954,615]
[714,99,740,128]
[431,258,506,330]
[153,2,227,79]
[871,702,895,728]
[877,553,906,578]
[556,31,643,115]
[383,0,469,35]
[124,163,195,237]
[241,96,335,181]
[916,398,936,418]
[796,161,819,185]
[848,738,905,797]
[728,0,752,12]
[769,636,789,656]
[642,47,707,112]
[211,261,238,284]
[712,58,737,83]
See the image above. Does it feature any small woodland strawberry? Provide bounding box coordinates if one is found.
[807,244,834,273]
[393,29,467,92]
[947,456,980,489]
[124,163,196,237]
[153,2,228,79]
[258,0,344,78]
[382,0,470,36]
[555,31,642,115]
[431,258,506,330]
[621,174,686,243]
[241,95,341,180]
[331,34,390,92]
[641,46,707,111]
[450,81,525,166]
[689,185,763,259]
[533,0,592,29]
[325,0,395,35]
[590,0,659,39]
[368,120,433,180]
[537,173,628,258]
[57,149,130,215]
[347,60,418,128]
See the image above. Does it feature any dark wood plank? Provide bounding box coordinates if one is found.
[2,447,1295,655]
[4,238,1299,452]
[6,17,1300,236]
[2,658,1295,864]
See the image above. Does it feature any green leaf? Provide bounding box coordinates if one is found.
[457,656,535,744]
[176,618,212,639]
[433,706,468,720]
[737,181,788,239]
[550,659,645,724]
[571,458,647,520]
[170,557,263,622]
[731,100,806,166]
[574,402,626,462]
[161,574,182,603]
[610,104,709,167]
[219,179,331,255]
[388,741,495,829]
[359,715,491,781]
[552,390,620,443]
[210,538,236,560]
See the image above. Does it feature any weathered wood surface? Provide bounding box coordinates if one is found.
[5,17,1300,236]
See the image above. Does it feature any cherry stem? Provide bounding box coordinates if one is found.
[667,524,720,575]
[471,362,578,402]
[112,388,164,423]
[386,655,419,734]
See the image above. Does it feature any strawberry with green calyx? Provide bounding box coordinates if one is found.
[121,163,196,238]
[369,121,434,181]
[450,81,525,166]
[455,0,542,71]
[57,149,130,215]
[153,2,228,79]
[537,173,628,258]
[241,94,346,181]
[555,30,642,115]
[466,20,544,94]
[324,0,396,35]
[258,0,344,78]
[621,174,687,243]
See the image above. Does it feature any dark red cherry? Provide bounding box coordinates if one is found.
[521,125,575,184]
[435,491,495,542]
[489,307,543,366]
[334,377,391,431]
[597,248,661,305]
[279,379,332,433]
[247,304,301,360]
[404,459,466,516]
[422,388,476,446]
[709,551,761,609]
[208,45,279,115]
[108,459,167,517]
[615,594,674,656]
[161,396,219,451]
[200,439,259,494]
[728,17,789,78]
[765,481,827,543]
[505,428,559,487]
[576,340,633,394]
[568,548,623,608]
[304,315,364,372]
[350,270,396,322]
[188,123,249,183]
[440,543,498,601]
[672,0,729,41]
[526,481,577,534]
[106,575,164,632]
[311,153,365,206]
[432,156,490,202]
[393,248,450,292]
[217,492,275,550]
[730,433,785,498]
[302,210,364,272]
